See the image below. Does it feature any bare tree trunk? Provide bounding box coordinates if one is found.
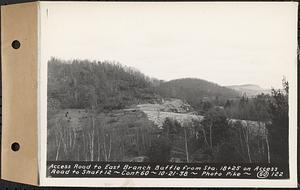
[120,129,124,160]
[242,127,252,163]
[266,132,271,163]
[136,128,140,155]
[108,133,112,161]
[62,131,68,158]
[257,137,260,156]
[70,129,74,150]
[72,131,76,153]
[90,115,95,161]
[157,109,160,126]
[257,122,264,160]
[103,132,108,161]
[142,128,146,152]
[82,133,87,161]
[76,142,80,161]
[88,133,92,161]
[239,128,244,155]
[184,128,189,163]
[209,123,213,149]
[55,137,62,161]
[202,128,209,147]
[97,129,101,161]
[261,137,265,155]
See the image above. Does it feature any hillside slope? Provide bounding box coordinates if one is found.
[157,78,240,108]
[48,58,161,111]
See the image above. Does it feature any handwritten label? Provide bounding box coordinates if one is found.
[47,162,289,179]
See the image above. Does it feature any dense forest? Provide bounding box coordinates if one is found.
[47,58,289,164]
[48,57,160,112]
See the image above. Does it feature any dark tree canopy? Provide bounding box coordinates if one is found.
[267,79,289,163]
[146,136,172,162]
[202,107,230,146]
[48,57,160,111]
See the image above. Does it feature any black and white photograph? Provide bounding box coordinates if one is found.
[38,1,297,187]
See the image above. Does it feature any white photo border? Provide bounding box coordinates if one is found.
[38,1,298,187]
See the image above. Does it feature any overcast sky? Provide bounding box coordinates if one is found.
[41,2,297,89]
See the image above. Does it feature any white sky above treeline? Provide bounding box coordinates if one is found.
[41,2,298,89]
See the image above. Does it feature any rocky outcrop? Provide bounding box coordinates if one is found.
[135,99,200,128]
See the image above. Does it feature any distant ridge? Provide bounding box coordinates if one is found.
[157,78,240,106]
[226,84,271,96]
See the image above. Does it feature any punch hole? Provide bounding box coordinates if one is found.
[11,40,21,49]
[11,142,20,151]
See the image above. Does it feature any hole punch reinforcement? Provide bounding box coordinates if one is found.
[11,40,21,49]
[11,142,20,151]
